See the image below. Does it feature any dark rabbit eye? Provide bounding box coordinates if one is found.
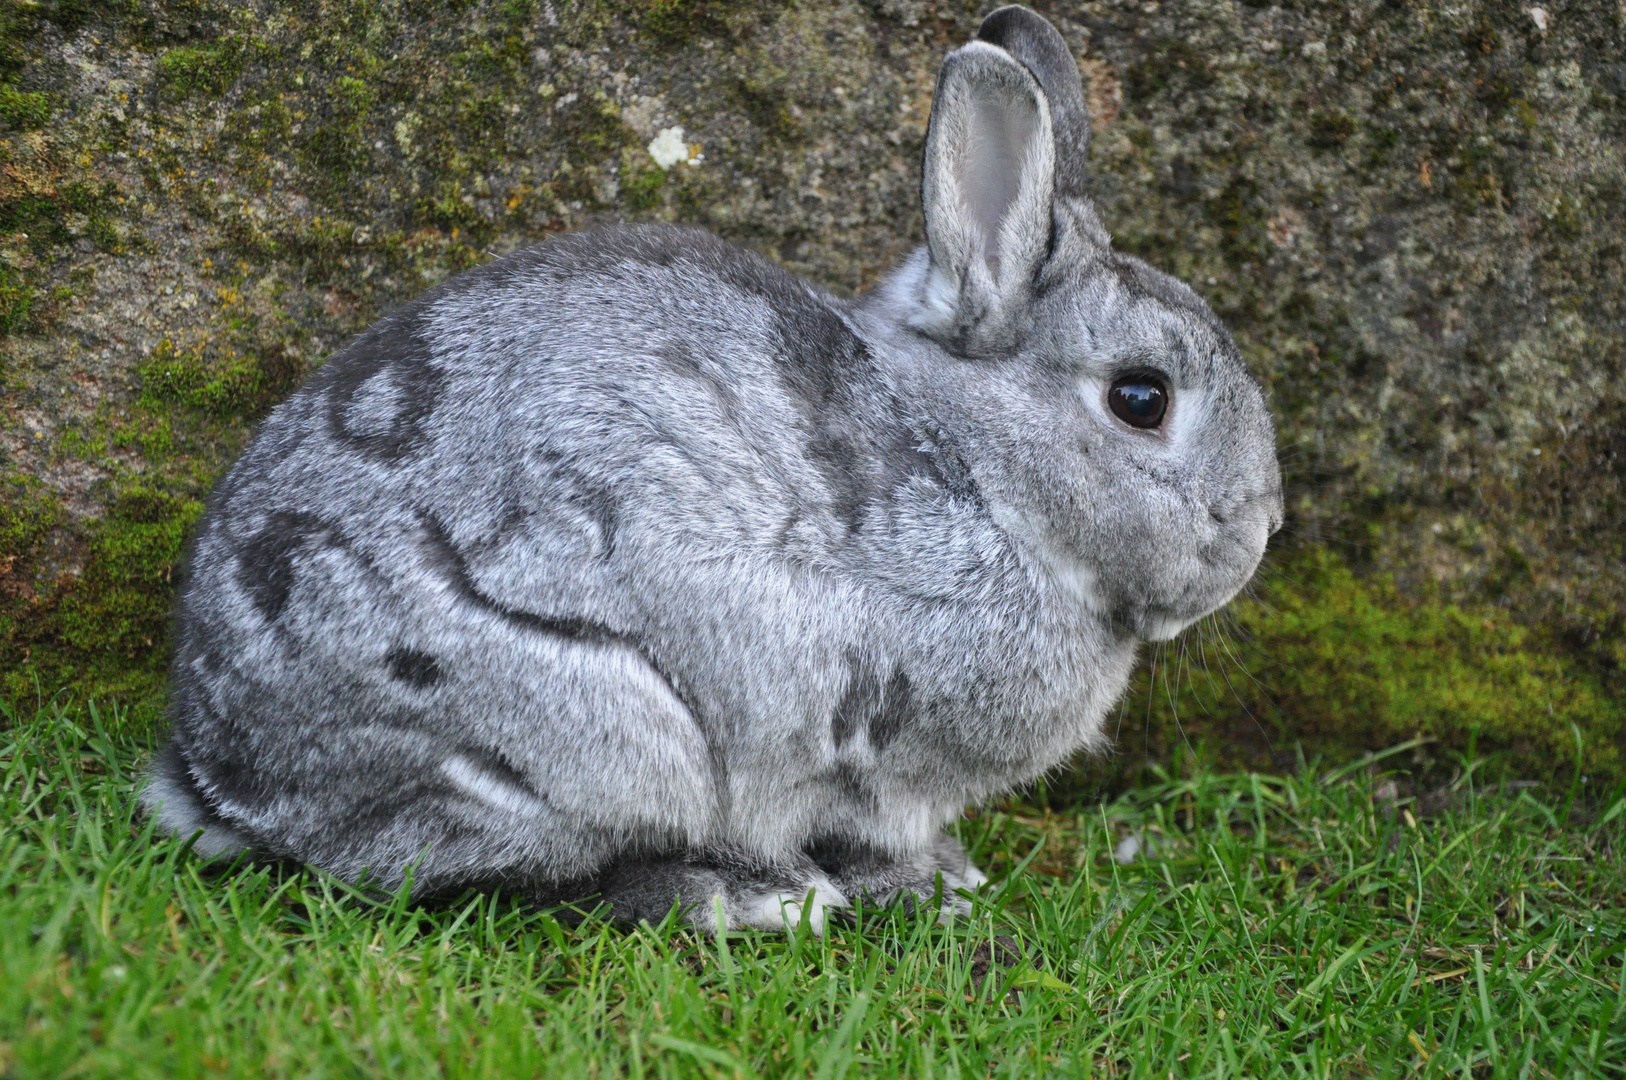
[1108,376,1169,430]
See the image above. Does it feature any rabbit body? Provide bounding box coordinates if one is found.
[146,7,1282,931]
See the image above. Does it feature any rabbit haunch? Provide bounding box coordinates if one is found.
[144,7,1281,932]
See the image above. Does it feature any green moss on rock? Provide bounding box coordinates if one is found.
[619,147,667,211]
[0,84,50,129]
[1110,545,1624,786]
[156,36,246,100]
[137,334,298,419]
[0,470,61,654]
[57,486,201,657]
[3,482,201,712]
[0,263,31,334]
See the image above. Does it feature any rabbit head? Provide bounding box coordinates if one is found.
[874,6,1283,641]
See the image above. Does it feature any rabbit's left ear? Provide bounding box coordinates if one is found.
[976,6,1091,201]
[916,7,1090,350]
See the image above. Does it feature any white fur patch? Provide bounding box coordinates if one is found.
[731,876,848,936]
[140,774,252,860]
[956,862,989,888]
[1141,612,1193,642]
[340,367,404,438]
[910,264,962,335]
[440,756,546,817]
[982,495,1110,620]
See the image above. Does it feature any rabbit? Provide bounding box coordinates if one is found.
[142,5,1282,934]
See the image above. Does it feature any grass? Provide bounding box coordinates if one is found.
[0,695,1622,1078]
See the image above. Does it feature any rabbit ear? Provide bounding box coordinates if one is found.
[918,36,1056,347]
[976,6,1090,201]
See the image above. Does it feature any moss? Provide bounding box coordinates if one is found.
[157,38,246,100]
[1204,176,1270,268]
[449,20,532,78]
[4,484,202,712]
[557,88,634,164]
[641,0,773,46]
[0,159,122,337]
[0,471,61,651]
[1123,40,1213,102]
[0,178,116,264]
[137,335,297,419]
[416,181,486,233]
[1363,125,1399,169]
[300,69,379,180]
[55,486,202,658]
[1110,544,1625,787]
[1462,14,1505,57]
[0,84,49,129]
[734,69,803,141]
[620,147,666,211]
[0,0,131,78]
[0,262,30,333]
[1543,194,1585,242]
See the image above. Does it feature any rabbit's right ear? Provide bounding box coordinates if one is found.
[914,37,1057,352]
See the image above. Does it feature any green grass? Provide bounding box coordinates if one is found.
[1,696,1622,1078]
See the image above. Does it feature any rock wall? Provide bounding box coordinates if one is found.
[1,0,1621,779]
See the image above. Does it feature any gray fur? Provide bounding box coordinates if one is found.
[142,8,1281,933]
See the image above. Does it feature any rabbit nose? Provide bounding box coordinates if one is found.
[1210,489,1284,534]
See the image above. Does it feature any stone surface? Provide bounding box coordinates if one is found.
[0,0,1620,773]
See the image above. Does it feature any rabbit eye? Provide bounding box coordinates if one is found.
[1108,376,1169,430]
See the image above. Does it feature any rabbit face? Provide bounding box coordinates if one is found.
[876,6,1282,642]
[1034,241,1283,640]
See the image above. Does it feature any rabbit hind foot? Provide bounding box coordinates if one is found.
[812,831,987,920]
[591,850,848,936]
[728,878,848,935]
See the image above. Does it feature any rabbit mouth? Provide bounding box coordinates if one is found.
[1104,599,1199,643]
[1021,538,1216,642]
[1023,525,1255,643]
[1126,547,1267,641]
[1134,608,1197,643]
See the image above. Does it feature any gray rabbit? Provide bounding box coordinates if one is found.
[143,7,1282,933]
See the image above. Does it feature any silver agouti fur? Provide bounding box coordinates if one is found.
[143,7,1282,933]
